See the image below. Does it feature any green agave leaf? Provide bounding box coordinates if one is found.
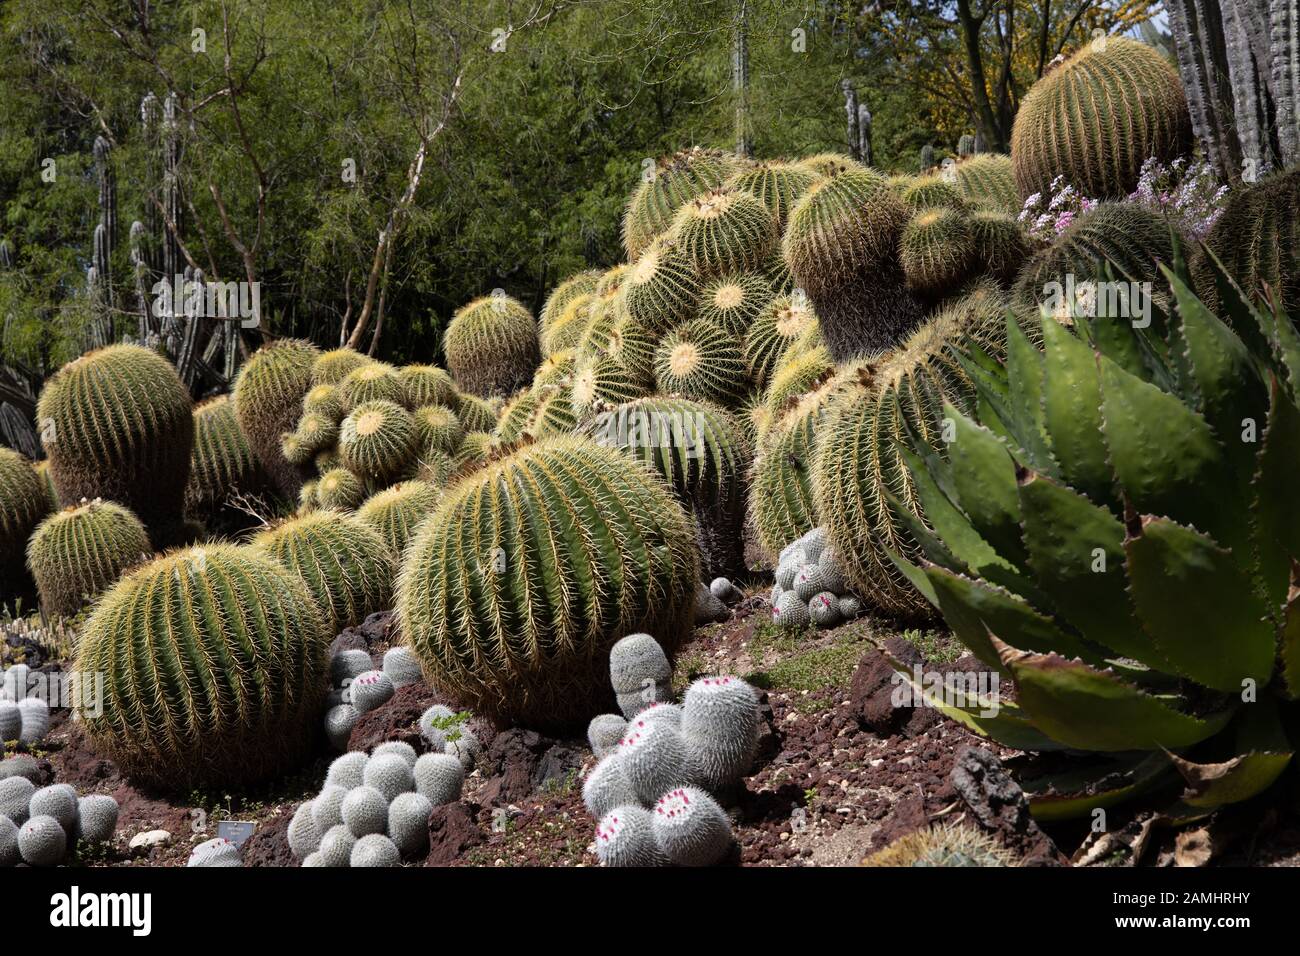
[1039,315,1115,507]
[1266,301,1300,394]
[1125,516,1275,694]
[1085,311,1150,382]
[884,491,968,576]
[1170,700,1293,809]
[884,547,939,607]
[1002,314,1056,470]
[1252,377,1300,613]
[941,402,1027,567]
[923,565,1094,669]
[1018,472,1172,671]
[1023,753,1175,822]
[897,445,1014,578]
[877,650,1066,752]
[1279,588,1300,701]
[1001,645,1234,752]
[1196,245,1279,364]
[1098,353,1235,549]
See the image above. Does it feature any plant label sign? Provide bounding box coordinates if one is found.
[217,821,256,847]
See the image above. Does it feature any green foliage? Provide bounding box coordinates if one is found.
[75,543,329,789]
[890,260,1300,816]
[396,436,699,729]
[37,343,193,544]
[1011,36,1192,200]
[252,510,396,634]
[443,294,540,398]
[234,339,320,500]
[27,499,150,618]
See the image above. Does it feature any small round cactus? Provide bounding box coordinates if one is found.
[901,207,978,297]
[382,646,423,689]
[313,785,348,832]
[900,175,968,212]
[444,728,482,770]
[570,354,649,419]
[288,801,323,860]
[325,704,360,751]
[363,753,415,802]
[317,824,356,866]
[339,399,419,484]
[744,293,819,389]
[839,595,862,619]
[0,776,35,824]
[669,186,777,278]
[233,339,319,499]
[341,786,389,838]
[680,676,759,791]
[0,815,19,867]
[413,404,465,456]
[413,752,464,806]
[725,161,820,232]
[26,498,152,618]
[792,564,828,602]
[651,787,733,866]
[186,395,264,522]
[388,791,433,858]
[582,753,639,820]
[303,382,343,419]
[349,670,396,715]
[312,348,372,386]
[619,717,690,806]
[29,784,78,834]
[772,590,811,629]
[624,236,701,336]
[697,272,776,338]
[654,318,749,407]
[861,823,1015,867]
[18,814,66,867]
[339,362,404,411]
[443,294,540,398]
[356,480,440,556]
[969,210,1031,285]
[331,649,374,686]
[373,741,418,767]
[418,704,457,750]
[588,714,628,760]
[187,836,241,867]
[953,154,1020,214]
[0,701,19,744]
[316,468,365,510]
[18,697,49,746]
[326,751,369,790]
[610,633,673,719]
[594,805,666,867]
[808,591,842,628]
[398,364,458,411]
[622,147,743,260]
[351,832,401,867]
[607,314,658,386]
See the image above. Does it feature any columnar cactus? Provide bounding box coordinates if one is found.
[622,147,744,260]
[251,511,395,634]
[185,396,263,522]
[782,168,922,361]
[396,437,699,729]
[582,396,750,578]
[26,500,151,618]
[669,186,777,278]
[1011,36,1192,200]
[38,343,193,544]
[339,399,419,484]
[953,154,1020,214]
[355,481,440,558]
[234,339,320,499]
[443,294,540,398]
[697,272,776,337]
[724,161,820,231]
[654,319,749,407]
[901,207,978,297]
[1013,203,1179,313]
[74,544,329,788]
[624,236,701,336]
[814,286,1019,618]
[0,448,49,597]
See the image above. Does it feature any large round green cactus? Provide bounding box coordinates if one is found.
[750,383,836,560]
[622,147,744,260]
[520,384,578,440]
[814,284,1020,617]
[1011,36,1192,201]
[75,543,329,788]
[37,344,193,545]
[233,338,320,500]
[357,480,441,557]
[900,176,968,212]
[186,396,264,523]
[654,319,749,407]
[745,292,820,389]
[252,511,395,634]
[952,154,1020,214]
[669,186,777,278]
[443,294,540,398]
[624,236,701,336]
[1193,166,1300,315]
[795,153,863,178]
[27,499,151,618]
[316,467,365,511]
[1013,203,1178,313]
[541,293,595,358]
[583,396,751,579]
[782,167,923,361]
[312,347,371,386]
[901,207,978,297]
[725,161,820,232]
[456,393,498,434]
[608,314,658,387]
[0,447,50,598]
[764,344,834,417]
[970,211,1032,286]
[571,354,649,419]
[396,436,699,729]
[398,364,458,411]
[339,362,403,411]
[493,389,542,445]
[339,399,419,485]
[414,404,465,457]
[697,272,775,338]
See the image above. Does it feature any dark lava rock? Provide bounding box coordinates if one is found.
[477,728,586,805]
[850,637,940,737]
[424,801,486,866]
[329,610,395,658]
[950,745,1067,866]
[242,809,295,867]
[348,681,442,754]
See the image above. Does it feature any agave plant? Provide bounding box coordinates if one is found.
[887,249,1300,820]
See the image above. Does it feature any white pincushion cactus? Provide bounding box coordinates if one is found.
[595,806,665,867]
[587,714,628,760]
[188,837,242,867]
[341,786,388,838]
[680,676,759,791]
[413,752,464,806]
[318,824,356,867]
[582,753,640,820]
[351,832,400,867]
[17,697,49,745]
[618,716,690,806]
[349,670,395,714]
[373,741,418,767]
[330,649,373,685]
[769,526,860,630]
[0,814,18,866]
[792,563,827,602]
[0,776,35,824]
[609,633,673,718]
[325,704,360,751]
[18,814,66,867]
[382,646,423,688]
[651,787,733,866]
[771,590,810,628]
[326,751,369,790]
[75,794,119,844]
[0,701,19,742]
[29,784,77,834]
[808,591,842,627]
[312,785,348,831]
[363,754,415,802]
[388,792,433,858]
[288,801,323,860]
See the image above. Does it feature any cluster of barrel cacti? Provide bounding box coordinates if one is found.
[289,720,474,867]
[581,634,760,866]
[0,773,119,867]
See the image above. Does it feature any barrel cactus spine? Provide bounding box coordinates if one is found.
[0,448,50,598]
[316,468,365,511]
[398,364,458,411]
[185,395,264,524]
[622,147,744,261]
[901,207,979,297]
[697,272,776,338]
[339,399,419,485]
[27,500,151,619]
[654,319,749,408]
[312,347,371,386]
[623,236,702,337]
[541,269,602,332]
[443,293,540,398]
[669,186,777,278]
[952,154,1020,214]
[724,161,820,232]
